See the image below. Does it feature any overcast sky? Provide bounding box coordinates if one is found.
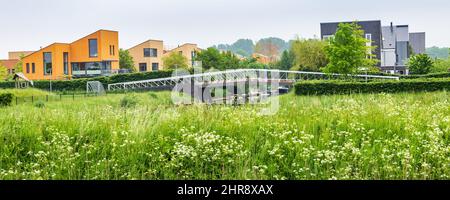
[1,0,449,58]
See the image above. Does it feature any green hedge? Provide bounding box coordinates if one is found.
[0,70,175,91]
[401,72,450,79]
[295,78,450,95]
[0,93,13,107]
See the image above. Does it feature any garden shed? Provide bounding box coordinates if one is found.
[13,72,34,89]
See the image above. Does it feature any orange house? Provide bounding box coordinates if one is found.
[22,30,119,80]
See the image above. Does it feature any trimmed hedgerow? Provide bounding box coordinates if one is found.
[0,70,175,91]
[401,72,450,79]
[295,78,450,95]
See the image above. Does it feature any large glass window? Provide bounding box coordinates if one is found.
[139,63,147,72]
[71,61,112,76]
[152,63,159,71]
[43,52,52,75]
[89,39,98,57]
[144,48,157,57]
[63,52,69,75]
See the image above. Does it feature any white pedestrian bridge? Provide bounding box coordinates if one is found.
[107,69,399,91]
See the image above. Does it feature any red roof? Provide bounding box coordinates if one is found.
[0,59,19,70]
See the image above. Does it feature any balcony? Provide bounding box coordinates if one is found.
[71,61,116,78]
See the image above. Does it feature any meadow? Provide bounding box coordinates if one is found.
[0,90,449,180]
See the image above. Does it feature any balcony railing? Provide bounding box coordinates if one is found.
[72,69,124,77]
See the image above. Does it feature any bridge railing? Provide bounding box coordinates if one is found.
[108,69,399,91]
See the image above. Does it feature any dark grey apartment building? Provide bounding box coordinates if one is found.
[321,20,382,66]
[320,20,426,75]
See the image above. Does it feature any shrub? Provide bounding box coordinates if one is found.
[120,94,139,108]
[407,54,434,75]
[34,100,45,108]
[295,78,450,95]
[0,93,13,107]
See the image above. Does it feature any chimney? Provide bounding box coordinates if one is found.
[390,22,394,32]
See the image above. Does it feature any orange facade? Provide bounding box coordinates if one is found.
[22,30,119,80]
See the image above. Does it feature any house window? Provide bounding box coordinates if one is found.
[365,34,372,46]
[365,34,373,58]
[110,45,115,56]
[26,63,30,73]
[63,52,69,75]
[89,39,98,57]
[152,63,159,71]
[43,52,52,75]
[139,63,147,72]
[144,48,157,57]
[178,51,183,55]
[32,63,35,73]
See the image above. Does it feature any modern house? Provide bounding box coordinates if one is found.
[127,40,164,72]
[0,59,18,75]
[162,43,202,68]
[409,32,426,55]
[320,20,426,75]
[321,20,383,66]
[0,51,33,75]
[9,51,34,60]
[380,23,426,74]
[252,53,276,65]
[128,40,201,72]
[21,30,119,80]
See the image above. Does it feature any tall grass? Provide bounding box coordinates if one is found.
[0,91,449,180]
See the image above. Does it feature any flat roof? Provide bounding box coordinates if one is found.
[321,20,381,25]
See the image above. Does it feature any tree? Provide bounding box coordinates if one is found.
[290,38,328,71]
[119,49,135,72]
[0,63,8,81]
[162,52,189,70]
[14,54,25,73]
[408,44,415,57]
[431,58,450,73]
[220,51,240,70]
[239,58,266,69]
[323,22,378,74]
[276,50,295,70]
[196,47,223,70]
[408,54,434,74]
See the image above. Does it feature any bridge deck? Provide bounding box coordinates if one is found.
[107,69,399,91]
